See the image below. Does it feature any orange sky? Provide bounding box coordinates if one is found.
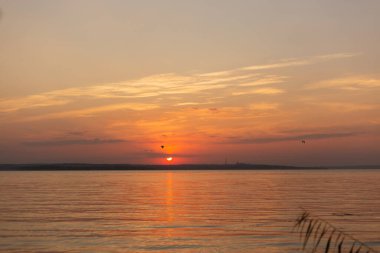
[0,1,379,165]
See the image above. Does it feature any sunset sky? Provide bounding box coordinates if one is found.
[0,0,379,165]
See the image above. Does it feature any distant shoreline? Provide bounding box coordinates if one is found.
[0,164,379,171]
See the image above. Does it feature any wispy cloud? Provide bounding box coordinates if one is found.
[175,101,212,106]
[0,95,70,113]
[0,52,358,121]
[19,103,159,122]
[242,53,357,71]
[242,59,310,71]
[222,132,360,144]
[67,131,86,136]
[315,52,359,60]
[233,87,285,96]
[307,76,380,90]
[317,102,378,112]
[198,53,357,78]
[23,138,127,146]
[249,103,280,110]
[238,76,287,87]
[135,150,196,159]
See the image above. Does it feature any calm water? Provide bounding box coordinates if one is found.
[0,170,379,252]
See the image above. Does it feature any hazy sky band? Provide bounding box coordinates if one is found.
[0,0,379,165]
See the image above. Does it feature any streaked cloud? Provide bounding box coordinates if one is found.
[198,70,238,77]
[243,59,310,71]
[20,103,159,122]
[0,52,357,117]
[0,95,70,113]
[23,138,127,146]
[136,150,196,159]
[249,103,280,111]
[67,131,86,136]
[238,76,287,87]
[233,87,285,96]
[315,52,359,60]
[223,132,361,144]
[175,101,212,106]
[242,53,357,71]
[307,76,380,90]
[318,102,378,112]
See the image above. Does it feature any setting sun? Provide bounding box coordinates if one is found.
[0,1,379,253]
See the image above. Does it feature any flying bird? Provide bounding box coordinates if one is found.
[161,145,165,149]
[301,140,306,144]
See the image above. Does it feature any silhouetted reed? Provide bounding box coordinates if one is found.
[294,209,378,253]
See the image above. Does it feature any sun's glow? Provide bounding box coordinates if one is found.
[166,157,173,161]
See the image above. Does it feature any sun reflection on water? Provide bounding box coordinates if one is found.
[166,172,174,222]
[165,172,174,238]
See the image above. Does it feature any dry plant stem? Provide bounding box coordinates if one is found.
[294,209,378,253]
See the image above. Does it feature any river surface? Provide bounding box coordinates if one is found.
[0,170,379,252]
